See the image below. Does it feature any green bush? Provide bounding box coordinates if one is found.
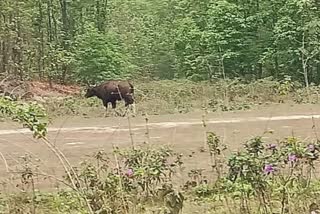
[73,26,133,85]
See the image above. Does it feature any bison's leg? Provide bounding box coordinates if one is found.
[122,104,129,117]
[125,95,136,117]
[123,98,136,117]
[111,101,116,109]
[111,101,122,117]
[128,103,136,117]
[131,102,136,116]
[124,104,136,117]
[103,100,109,117]
[122,98,130,117]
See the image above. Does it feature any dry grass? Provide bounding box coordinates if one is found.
[37,78,320,118]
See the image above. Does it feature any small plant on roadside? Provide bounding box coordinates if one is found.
[63,146,185,214]
[0,96,48,138]
[206,132,227,178]
[223,135,320,214]
[115,146,179,197]
[276,76,296,95]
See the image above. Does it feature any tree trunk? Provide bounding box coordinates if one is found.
[37,0,45,79]
[317,55,320,84]
[257,63,263,79]
[1,40,7,74]
[60,0,69,83]
[47,0,54,84]
[47,0,53,43]
[96,0,100,31]
[274,53,279,79]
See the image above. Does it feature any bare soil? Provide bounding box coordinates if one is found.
[1,103,320,190]
[0,78,81,99]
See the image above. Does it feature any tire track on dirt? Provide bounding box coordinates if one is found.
[1,114,320,136]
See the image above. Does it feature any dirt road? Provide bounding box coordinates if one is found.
[1,103,320,189]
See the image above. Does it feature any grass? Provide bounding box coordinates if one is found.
[39,77,320,118]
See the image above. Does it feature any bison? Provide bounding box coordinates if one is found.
[84,80,135,117]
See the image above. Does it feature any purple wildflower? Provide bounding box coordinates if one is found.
[267,144,277,150]
[288,154,297,162]
[125,168,134,177]
[308,144,316,152]
[264,164,275,174]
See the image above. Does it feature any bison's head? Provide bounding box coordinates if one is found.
[84,87,96,98]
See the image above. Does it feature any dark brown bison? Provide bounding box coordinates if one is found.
[84,80,135,116]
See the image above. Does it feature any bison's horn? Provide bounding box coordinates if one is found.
[84,81,91,88]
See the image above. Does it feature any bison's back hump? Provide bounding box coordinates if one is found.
[100,80,131,95]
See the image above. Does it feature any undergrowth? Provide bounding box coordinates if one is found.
[1,134,320,214]
[39,77,320,117]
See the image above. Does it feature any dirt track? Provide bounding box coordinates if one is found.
[1,103,320,190]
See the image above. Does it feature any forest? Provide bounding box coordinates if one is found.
[2,1,320,214]
[0,0,319,85]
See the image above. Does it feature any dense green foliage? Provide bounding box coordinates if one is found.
[0,96,48,138]
[0,0,319,84]
[73,28,131,84]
